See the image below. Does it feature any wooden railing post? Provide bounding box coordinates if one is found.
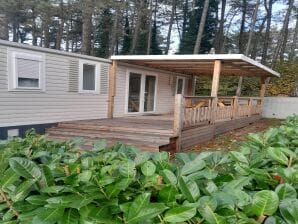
[107,61,117,118]
[173,94,184,151]
[248,98,252,117]
[210,60,221,124]
[232,96,238,119]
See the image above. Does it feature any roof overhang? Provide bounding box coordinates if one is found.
[111,54,280,77]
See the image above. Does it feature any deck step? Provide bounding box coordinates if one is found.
[47,128,170,144]
[57,122,174,136]
[47,134,161,152]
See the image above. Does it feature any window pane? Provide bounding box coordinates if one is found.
[18,78,39,88]
[177,78,184,94]
[144,75,156,112]
[83,64,96,90]
[128,73,141,112]
[17,58,40,79]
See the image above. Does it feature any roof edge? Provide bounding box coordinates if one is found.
[111,54,280,77]
[0,40,111,64]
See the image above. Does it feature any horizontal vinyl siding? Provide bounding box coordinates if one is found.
[0,46,109,127]
[113,65,191,117]
[113,66,127,117]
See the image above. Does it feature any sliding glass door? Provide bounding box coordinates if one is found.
[127,73,156,113]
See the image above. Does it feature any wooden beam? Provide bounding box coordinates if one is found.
[173,94,184,151]
[210,60,221,124]
[211,60,221,97]
[107,61,117,118]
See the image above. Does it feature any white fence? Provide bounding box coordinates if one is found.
[263,97,298,119]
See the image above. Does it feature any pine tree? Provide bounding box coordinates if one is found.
[178,0,217,54]
[121,15,131,54]
[95,8,113,58]
[149,20,162,54]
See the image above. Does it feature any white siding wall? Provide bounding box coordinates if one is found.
[113,64,191,117]
[0,46,110,127]
[262,97,298,119]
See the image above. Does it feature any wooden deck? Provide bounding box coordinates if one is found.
[47,109,261,152]
[47,115,176,152]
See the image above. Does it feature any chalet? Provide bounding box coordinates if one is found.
[0,40,280,152]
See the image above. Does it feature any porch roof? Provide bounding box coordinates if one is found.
[111,54,280,77]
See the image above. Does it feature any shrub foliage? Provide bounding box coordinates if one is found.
[0,117,298,223]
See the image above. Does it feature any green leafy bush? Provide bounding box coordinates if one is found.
[0,116,298,223]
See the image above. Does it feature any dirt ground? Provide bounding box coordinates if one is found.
[190,118,282,152]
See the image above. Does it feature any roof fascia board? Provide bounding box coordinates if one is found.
[0,40,111,64]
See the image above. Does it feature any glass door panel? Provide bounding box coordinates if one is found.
[144,75,156,112]
[176,77,184,94]
[128,73,142,112]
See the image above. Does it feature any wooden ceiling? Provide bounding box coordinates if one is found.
[111,55,280,77]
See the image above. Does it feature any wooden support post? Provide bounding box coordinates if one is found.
[260,77,269,109]
[107,61,117,118]
[236,76,243,97]
[232,96,238,119]
[173,94,184,151]
[210,60,221,124]
[248,98,252,117]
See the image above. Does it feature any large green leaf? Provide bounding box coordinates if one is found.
[26,195,49,205]
[279,198,298,224]
[59,208,79,224]
[119,160,136,178]
[32,207,64,224]
[178,176,200,203]
[180,158,206,176]
[230,151,249,164]
[198,196,225,224]
[267,147,288,166]
[141,161,156,176]
[158,185,178,203]
[12,179,35,202]
[164,206,196,223]
[9,157,42,181]
[126,193,167,223]
[275,183,297,200]
[160,169,177,185]
[0,168,19,189]
[251,190,279,217]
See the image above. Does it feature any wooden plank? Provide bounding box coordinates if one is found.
[107,61,117,118]
[173,94,184,151]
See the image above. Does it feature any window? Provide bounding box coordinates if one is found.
[9,51,45,91]
[176,77,185,95]
[79,60,99,93]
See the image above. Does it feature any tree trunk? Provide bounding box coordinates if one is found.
[272,0,294,65]
[238,0,247,54]
[182,0,188,38]
[261,0,273,65]
[43,14,51,48]
[193,0,210,54]
[279,0,294,61]
[165,0,177,54]
[12,21,19,42]
[130,0,144,54]
[81,0,93,55]
[221,11,237,53]
[55,0,64,50]
[245,0,260,56]
[0,14,9,40]
[110,4,120,57]
[251,16,267,59]
[147,0,154,55]
[289,14,298,60]
[214,0,226,53]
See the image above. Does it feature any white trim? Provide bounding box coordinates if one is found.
[78,59,100,94]
[111,54,280,77]
[8,49,45,92]
[176,76,186,95]
[0,40,111,64]
[124,68,158,114]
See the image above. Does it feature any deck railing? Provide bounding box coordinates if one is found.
[173,95,263,133]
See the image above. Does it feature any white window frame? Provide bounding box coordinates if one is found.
[124,68,158,114]
[8,50,45,91]
[176,76,186,95]
[78,59,100,94]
